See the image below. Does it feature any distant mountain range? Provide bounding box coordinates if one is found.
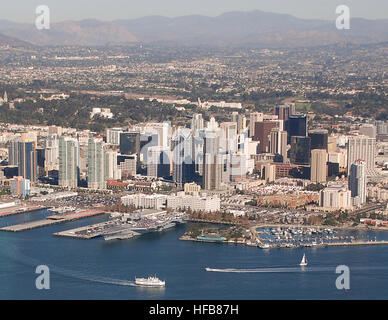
[0,32,32,47]
[0,10,388,47]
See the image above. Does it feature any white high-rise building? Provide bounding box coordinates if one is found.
[220,122,238,154]
[88,137,106,190]
[144,122,170,148]
[346,135,376,176]
[104,149,120,181]
[231,112,247,134]
[269,128,288,162]
[230,153,254,180]
[191,114,204,132]
[58,136,79,188]
[349,160,367,206]
[45,134,59,172]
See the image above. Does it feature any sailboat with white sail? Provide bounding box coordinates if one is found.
[299,253,308,266]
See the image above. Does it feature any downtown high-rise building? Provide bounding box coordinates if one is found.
[269,128,288,162]
[191,114,204,132]
[309,129,328,151]
[147,146,170,179]
[58,136,79,188]
[288,114,307,143]
[104,149,120,181]
[120,132,140,156]
[231,112,247,134]
[45,134,59,172]
[202,130,222,190]
[172,128,195,187]
[349,160,367,206]
[254,121,279,153]
[311,149,327,183]
[290,136,311,165]
[144,122,170,149]
[8,139,20,166]
[88,137,106,190]
[249,112,263,138]
[17,140,37,183]
[220,122,238,155]
[274,105,290,121]
[346,135,376,176]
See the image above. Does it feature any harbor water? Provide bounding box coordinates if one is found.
[0,209,387,299]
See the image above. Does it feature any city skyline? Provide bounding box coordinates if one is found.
[0,1,388,302]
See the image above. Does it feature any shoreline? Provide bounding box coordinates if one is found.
[180,234,388,249]
[180,223,388,249]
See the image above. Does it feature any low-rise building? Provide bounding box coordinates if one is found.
[121,193,167,210]
[10,176,30,198]
[184,182,201,195]
[167,192,220,212]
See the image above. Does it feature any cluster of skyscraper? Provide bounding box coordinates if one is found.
[5,104,376,204]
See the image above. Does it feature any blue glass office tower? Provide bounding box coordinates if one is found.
[17,141,37,183]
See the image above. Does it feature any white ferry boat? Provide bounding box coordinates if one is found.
[135,276,165,287]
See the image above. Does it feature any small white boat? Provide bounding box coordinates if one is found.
[299,253,308,266]
[135,276,165,287]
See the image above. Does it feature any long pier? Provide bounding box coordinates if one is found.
[0,205,49,218]
[53,220,127,239]
[0,209,105,232]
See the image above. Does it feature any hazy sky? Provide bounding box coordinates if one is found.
[2,0,388,23]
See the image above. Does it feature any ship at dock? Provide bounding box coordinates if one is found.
[157,221,176,232]
[197,234,227,243]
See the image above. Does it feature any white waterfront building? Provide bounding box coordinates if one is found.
[121,193,167,210]
[167,192,220,212]
[319,183,352,210]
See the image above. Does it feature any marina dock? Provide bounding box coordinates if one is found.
[0,209,105,232]
[326,240,388,247]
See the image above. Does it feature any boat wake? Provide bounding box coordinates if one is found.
[0,240,136,287]
[205,266,388,273]
[205,267,319,273]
